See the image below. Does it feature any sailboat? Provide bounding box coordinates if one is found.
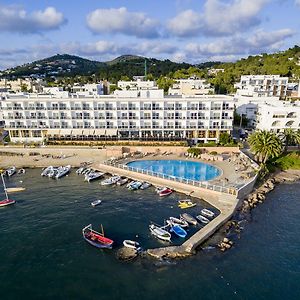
[0,173,16,207]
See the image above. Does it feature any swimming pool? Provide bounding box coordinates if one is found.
[126,160,221,181]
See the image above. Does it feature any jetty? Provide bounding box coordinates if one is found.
[94,157,257,259]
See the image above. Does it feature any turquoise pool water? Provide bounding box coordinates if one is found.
[126,159,221,181]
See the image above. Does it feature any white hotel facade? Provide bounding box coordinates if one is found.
[0,89,234,143]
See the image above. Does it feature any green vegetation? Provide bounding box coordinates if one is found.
[218,132,234,146]
[187,148,202,156]
[279,128,300,150]
[274,152,300,170]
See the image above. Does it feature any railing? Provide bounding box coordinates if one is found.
[103,161,237,195]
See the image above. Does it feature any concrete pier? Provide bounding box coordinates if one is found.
[94,162,244,259]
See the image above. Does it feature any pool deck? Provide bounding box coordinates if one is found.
[92,154,257,259]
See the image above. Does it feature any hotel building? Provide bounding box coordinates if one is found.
[0,89,234,143]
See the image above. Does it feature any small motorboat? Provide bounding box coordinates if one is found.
[149,224,171,242]
[127,181,143,190]
[5,187,26,193]
[76,167,86,174]
[41,166,54,177]
[168,216,189,228]
[196,215,210,224]
[169,224,187,238]
[82,224,113,249]
[85,171,104,182]
[180,213,198,226]
[48,168,58,178]
[17,168,26,174]
[123,240,141,251]
[100,175,121,186]
[91,199,102,207]
[116,177,129,186]
[0,174,16,207]
[201,208,215,218]
[140,182,151,190]
[6,167,16,177]
[158,187,173,197]
[82,168,91,175]
[55,165,71,179]
[178,200,196,209]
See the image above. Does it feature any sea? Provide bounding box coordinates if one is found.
[0,169,299,300]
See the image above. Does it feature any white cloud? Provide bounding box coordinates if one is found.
[87,7,160,38]
[0,5,66,34]
[167,0,270,37]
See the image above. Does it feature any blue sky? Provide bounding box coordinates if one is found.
[0,0,299,70]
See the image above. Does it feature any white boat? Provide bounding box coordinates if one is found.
[116,177,129,186]
[140,182,151,190]
[6,167,16,177]
[127,181,142,190]
[123,240,141,251]
[201,208,215,218]
[85,171,104,182]
[167,216,189,228]
[76,167,86,174]
[55,165,71,179]
[17,168,26,174]
[91,199,102,207]
[82,168,92,175]
[48,168,58,178]
[180,213,198,226]
[149,224,171,242]
[196,215,210,224]
[100,175,121,186]
[41,166,54,177]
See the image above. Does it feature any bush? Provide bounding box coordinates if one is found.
[197,141,217,147]
[187,147,202,156]
[209,151,218,155]
[274,152,300,170]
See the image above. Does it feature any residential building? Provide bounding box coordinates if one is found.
[168,78,213,96]
[256,101,300,132]
[0,89,234,143]
[117,79,157,90]
[71,82,109,96]
[0,78,44,93]
[234,75,288,98]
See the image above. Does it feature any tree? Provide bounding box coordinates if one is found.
[279,128,300,150]
[219,132,233,145]
[248,130,283,164]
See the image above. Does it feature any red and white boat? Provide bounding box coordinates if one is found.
[0,173,16,207]
[158,187,173,197]
[82,224,114,249]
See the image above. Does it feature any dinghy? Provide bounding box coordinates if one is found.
[41,166,54,177]
[100,175,121,186]
[55,165,71,179]
[116,177,129,186]
[169,224,187,238]
[201,208,215,218]
[168,216,189,228]
[158,187,172,197]
[91,199,102,207]
[127,181,142,190]
[178,200,196,209]
[149,224,171,242]
[85,171,104,182]
[0,173,16,207]
[180,213,198,226]
[140,182,151,190]
[196,215,210,224]
[123,240,141,251]
[76,167,86,174]
[17,168,26,174]
[6,167,16,177]
[82,224,113,249]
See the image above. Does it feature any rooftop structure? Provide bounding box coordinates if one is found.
[117,79,157,91]
[168,78,213,96]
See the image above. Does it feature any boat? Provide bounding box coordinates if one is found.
[91,199,102,207]
[6,187,26,193]
[178,200,197,209]
[85,171,104,182]
[0,173,16,207]
[6,167,16,177]
[41,166,54,177]
[76,167,86,174]
[140,182,151,190]
[17,168,26,174]
[100,175,121,186]
[116,177,129,186]
[158,187,173,197]
[123,240,141,251]
[47,168,58,178]
[82,168,91,175]
[168,216,189,228]
[201,208,215,218]
[127,181,142,190]
[196,215,210,224]
[169,224,187,238]
[149,224,171,242]
[82,224,113,249]
[180,213,198,226]
[55,165,71,179]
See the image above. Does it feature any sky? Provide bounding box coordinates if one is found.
[0,0,299,70]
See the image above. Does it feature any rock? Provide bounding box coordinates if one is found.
[225,243,231,249]
[223,237,229,243]
[116,247,138,261]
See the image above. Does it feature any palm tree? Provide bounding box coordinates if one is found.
[279,128,300,150]
[248,130,283,164]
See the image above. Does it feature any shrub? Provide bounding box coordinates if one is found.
[187,147,202,156]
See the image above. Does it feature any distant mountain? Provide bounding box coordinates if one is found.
[1,53,193,81]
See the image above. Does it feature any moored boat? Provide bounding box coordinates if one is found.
[17,168,26,174]
[85,171,104,182]
[82,224,113,249]
[140,182,151,190]
[180,213,197,225]
[168,216,189,228]
[55,165,71,179]
[149,224,171,242]
[6,167,16,177]
[127,181,142,190]
[178,199,197,209]
[76,167,86,174]
[116,177,129,186]
[0,173,16,207]
[41,166,54,177]
[196,215,210,224]
[123,240,141,251]
[169,224,187,238]
[100,175,121,186]
[91,199,102,207]
[201,208,215,218]
[158,187,173,197]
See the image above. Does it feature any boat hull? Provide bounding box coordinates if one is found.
[83,236,113,249]
[0,199,16,207]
